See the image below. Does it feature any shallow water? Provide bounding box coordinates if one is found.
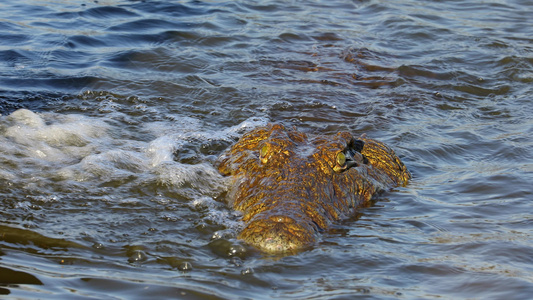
[1,0,532,299]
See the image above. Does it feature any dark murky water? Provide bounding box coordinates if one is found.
[1,0,532,299]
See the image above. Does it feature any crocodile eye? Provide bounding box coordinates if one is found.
[333,151,347,172]
[260,144,270,163]
[336,152,346,167]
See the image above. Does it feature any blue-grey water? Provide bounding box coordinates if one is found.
[1,0,532,299]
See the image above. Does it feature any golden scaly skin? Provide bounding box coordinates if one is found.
[216,124,410,253]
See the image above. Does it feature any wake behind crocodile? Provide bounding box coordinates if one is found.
[0,108,267,243]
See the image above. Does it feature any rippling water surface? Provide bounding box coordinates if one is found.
[1,0,532,299]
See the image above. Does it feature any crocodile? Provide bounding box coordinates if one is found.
[216,123,410,253]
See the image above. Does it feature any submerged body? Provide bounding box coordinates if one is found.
[216,124,410,253]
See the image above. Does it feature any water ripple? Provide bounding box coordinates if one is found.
[1,0,532,299]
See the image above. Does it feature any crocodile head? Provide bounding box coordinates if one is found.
[216,123,410,253]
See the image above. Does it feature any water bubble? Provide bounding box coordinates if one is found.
[92,243,104,249]
[178,262,193,272]
[230,257,242,267]
[241,267,254,275]
[127,250,148,263]
[228,244,247,257]
[208,239,248,258]
[161,214,178,222]
[211,229,235,240]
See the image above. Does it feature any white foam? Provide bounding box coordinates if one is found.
[223,116,268,136]
[1,109,263,201]
[146,136,176,167]
[153,161,227,196]
[2,109,109,163]
[190,196,244,234]
[7,108,45,128]
[77,149,147,179]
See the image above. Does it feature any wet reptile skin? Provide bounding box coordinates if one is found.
[216,124,411,253]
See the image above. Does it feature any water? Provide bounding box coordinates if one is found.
[1,0,532,298]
